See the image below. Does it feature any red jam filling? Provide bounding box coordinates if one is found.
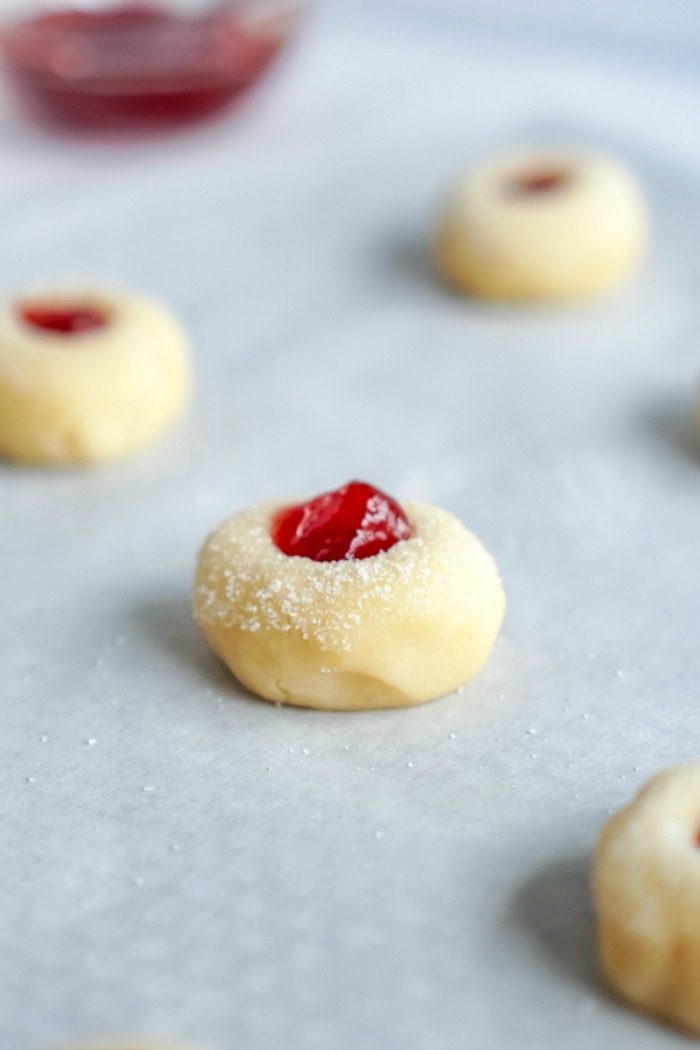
[19,304,107,336]
[0,3,291,129]
[507,168,570,196]
[272,480,413,562]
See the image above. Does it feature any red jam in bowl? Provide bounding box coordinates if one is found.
[0,2,297,128]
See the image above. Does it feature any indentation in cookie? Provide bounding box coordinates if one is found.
[505,168,572,197]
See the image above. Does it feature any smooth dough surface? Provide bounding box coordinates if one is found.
[435,146,648,301]
[0,285,190,465]
[193,499,505,711]
[594,762,700,1034]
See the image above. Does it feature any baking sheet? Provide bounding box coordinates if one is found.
[2,6,700,1048]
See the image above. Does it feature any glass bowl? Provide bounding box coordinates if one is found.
[0,1,304,129]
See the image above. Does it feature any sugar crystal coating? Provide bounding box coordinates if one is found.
[195,500,499,654]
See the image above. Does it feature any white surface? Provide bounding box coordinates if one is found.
[2,5,700,1049]
[343,0,700,65]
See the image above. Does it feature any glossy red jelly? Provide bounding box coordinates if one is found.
[508,169,570,196]
[19,303,107,335]
[272,480,413,562]
[0,3,293,129]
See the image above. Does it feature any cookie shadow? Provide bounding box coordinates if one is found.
[509,855,599,992]
[132,593,238,694]
[638,394,700,468]
[381,230,508,313]
[380,228,611,320]
[385,231,445,295]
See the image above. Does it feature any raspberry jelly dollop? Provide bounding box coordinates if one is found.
[272,480,413,562]
[19,304,108,336]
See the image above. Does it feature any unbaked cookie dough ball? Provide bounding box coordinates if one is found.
[0,285,190,465]
[193,480,505,711]
[435,146,648,301]
[594,763,700,1033]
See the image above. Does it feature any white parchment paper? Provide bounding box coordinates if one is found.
[1,5,700,1048]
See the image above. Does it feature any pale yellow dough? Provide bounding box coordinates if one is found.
[0,285,190,465]
[594,762,700,1034]
[435,146,648,301]
[193,499,505,711]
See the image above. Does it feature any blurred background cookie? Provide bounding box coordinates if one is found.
[0,284,190,466]
[435,146,648,302]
